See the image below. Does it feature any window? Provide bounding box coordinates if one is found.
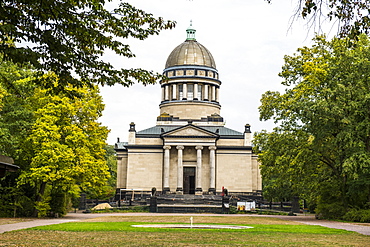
[198,85,202,100]
[187,84,193,100]
[178,84,183,99]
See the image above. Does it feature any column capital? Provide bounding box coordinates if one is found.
[163,145,171,150]
[195,145,203,150]
[209,146,217,150]
[176,145,184,150]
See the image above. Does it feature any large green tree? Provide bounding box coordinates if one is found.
[17,73,110,216]
[0,0,175,90]
[0,59,111,216]
[254,34,370,219]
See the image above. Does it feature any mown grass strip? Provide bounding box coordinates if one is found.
[30,221,350,235]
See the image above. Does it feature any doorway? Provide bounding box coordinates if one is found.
[183,167,196,194]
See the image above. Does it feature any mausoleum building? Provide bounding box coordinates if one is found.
[115,24,262,195]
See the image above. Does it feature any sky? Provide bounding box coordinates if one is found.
[99,0,328,145]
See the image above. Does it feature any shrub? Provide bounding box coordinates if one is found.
[342,209,370,223]
[315,202,346,220]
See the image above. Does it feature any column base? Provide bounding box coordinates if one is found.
[162,187,170,194]
[195,188,203,195]
[208,188,216,194]
[176,187,183,192]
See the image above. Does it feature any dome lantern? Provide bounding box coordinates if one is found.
[186,20,196,41]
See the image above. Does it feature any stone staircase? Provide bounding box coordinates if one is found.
[150,194,229,213]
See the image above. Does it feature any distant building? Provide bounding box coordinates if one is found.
[115,24,262,195]
[0,155,19,177]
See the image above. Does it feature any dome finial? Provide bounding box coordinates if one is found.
[186,20,196,41]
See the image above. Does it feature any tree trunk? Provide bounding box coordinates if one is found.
[33,181,47,217]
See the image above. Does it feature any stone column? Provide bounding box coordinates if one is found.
[165,85,169,101]
[172,84,177,100]
[163,145,171,193]
[195,146,203,193]
[182,83,187,100]
[208,146,217,193]
[216,87,220,102]
[193,83,198,100]
[211,86,216,101]
[204,84,209,101]
[176,145,184,192]
[161,86,165,102]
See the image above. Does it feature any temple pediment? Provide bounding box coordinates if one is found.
[162,125,218,138]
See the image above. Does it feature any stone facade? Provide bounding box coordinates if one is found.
[115,24,262,195]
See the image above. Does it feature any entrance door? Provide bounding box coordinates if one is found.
[183,167,196,194]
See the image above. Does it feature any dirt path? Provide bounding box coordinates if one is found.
[1,213,370,235]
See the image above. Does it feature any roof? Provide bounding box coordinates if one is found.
[165,40,216,69]
[136,125,243,138]
[0,155,19,173]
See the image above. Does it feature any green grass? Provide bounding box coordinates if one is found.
[31,221,348,235]
[1,216,369,246]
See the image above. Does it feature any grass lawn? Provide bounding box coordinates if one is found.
[0,216,369,246]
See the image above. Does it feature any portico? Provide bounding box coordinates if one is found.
[161,124,218,194]
[162,144,217,194]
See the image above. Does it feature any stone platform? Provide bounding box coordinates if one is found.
[151,194,228,213]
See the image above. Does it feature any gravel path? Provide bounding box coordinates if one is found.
[1,213,370,235]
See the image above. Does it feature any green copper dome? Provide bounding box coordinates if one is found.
[165,24,216,69]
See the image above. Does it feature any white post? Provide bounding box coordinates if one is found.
[161,86,165,101]
[165,85,169,101]
[193,83,198,100]
[183,83,187,100]
[172,84,177,100]
[176,145,184,192]
[216,87,219,102]
[195,146,203,193]
[204,85,209,100]
[211,86,216,101]
[209,146,217,192]
[163,145,171,192]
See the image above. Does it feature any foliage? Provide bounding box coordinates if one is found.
[266,0,370,40]
[254,34,370,219]
[0,57,112,216]
[105,145,117,189]
[15,72,110,217]
[0,0,176,90]
[0,57,38,217]
[0,58,35,159]
[342,208,370,222]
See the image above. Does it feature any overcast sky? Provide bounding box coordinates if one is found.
[99,0,326,145]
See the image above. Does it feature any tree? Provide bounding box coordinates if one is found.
[0,58,39,217]
[0,1,176,90]
[84,145,117,200]
[254,34,370,219]
[266,0,370,39]
[17,73,110,217]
